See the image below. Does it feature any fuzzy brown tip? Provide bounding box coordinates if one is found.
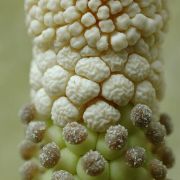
[149,159,167,180]
[160,113,173,136]
[39,142,60,168]
[130,104,152,128]
[63,122,88,144]
[52,170,74,180]
[26,121,46,143]
[19,140,37,160]
[158,146,175,169]
[19,103,36,124]
[125,147,146,168]
[105,125,128,150]
[20,161,39,180]
[146,122,166,145]
[82,150,106,176]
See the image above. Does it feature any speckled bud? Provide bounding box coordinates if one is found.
[146,122,166,145]
[157,146,175,169]
[149,159,167,180]
[82,150,106,176]
[19,103,36,124]
[39,142,60,168]
[20,161,39,180]
[52,170,74,180]
[160,113,173,136]
[19,140,37,160]
[125,147,146,168]
[63,122,88,144]
[26,121,46,143]
[130,104,152,128]
[105,125,128,150]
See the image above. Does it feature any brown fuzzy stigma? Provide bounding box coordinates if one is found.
[19,103,36,124]
[125,147,146,168]
[146,122,166,145]
[160,113,173,136]
[149,159,167,180]
[130,104,152,128]
[26,121,46,143]
[39,142,60,168]
[63,122,88,144]
[20,161,39,180]
[105,125,128,150]
[157,146,175,169]
[82,150,106,176]
[52,170,74,180]
[19,140,37,160]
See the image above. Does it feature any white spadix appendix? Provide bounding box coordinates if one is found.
[19,0,174,179]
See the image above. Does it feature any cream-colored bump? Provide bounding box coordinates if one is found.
[44,12,54,27]
[76,0,88,13]
[68,21,84,37]
[102,74,134,106]
[57,47,81,71]
[35,50,57,73]
[70,35,86,49]
[101,50,128,72]
[111,32,128,52]
[30,61,42,91]
[51,97,80,127]
[53,12,65,25]
[35,28,56,49]
[42,65,71,97]
[97,5,110,20]
[126,27,141,46]
[34,88,52,118]
[47,0,59,12]
[96,35,109,51]
[134,81,156,107]
[88,0,102,12]
[99,19,115,33]
[115,14,131,31]
[29,6,44,22]
[84,26,101,48]
[125,2,141,18]
[81,12,96,27]
[29,20,44,36]
[108,0,122,15]
[56,26,71,43]
[83,100,120,132]
[66,75,100,106]
[80,46,100,57]
[63,6,81,23]
[124,54,150,82]
[38,0,48,11]
[75,57,110,82]
[60,0,74,9]
[121,0,133,7]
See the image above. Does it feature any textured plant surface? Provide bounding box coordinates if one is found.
[19,0,174,179]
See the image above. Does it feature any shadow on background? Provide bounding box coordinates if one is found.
[0,1,179,179]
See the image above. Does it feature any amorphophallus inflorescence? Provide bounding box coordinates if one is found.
[19,0,174,179]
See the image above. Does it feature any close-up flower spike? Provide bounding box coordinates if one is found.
[19,0,174,179]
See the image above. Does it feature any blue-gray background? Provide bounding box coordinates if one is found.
[0,1,179,179]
